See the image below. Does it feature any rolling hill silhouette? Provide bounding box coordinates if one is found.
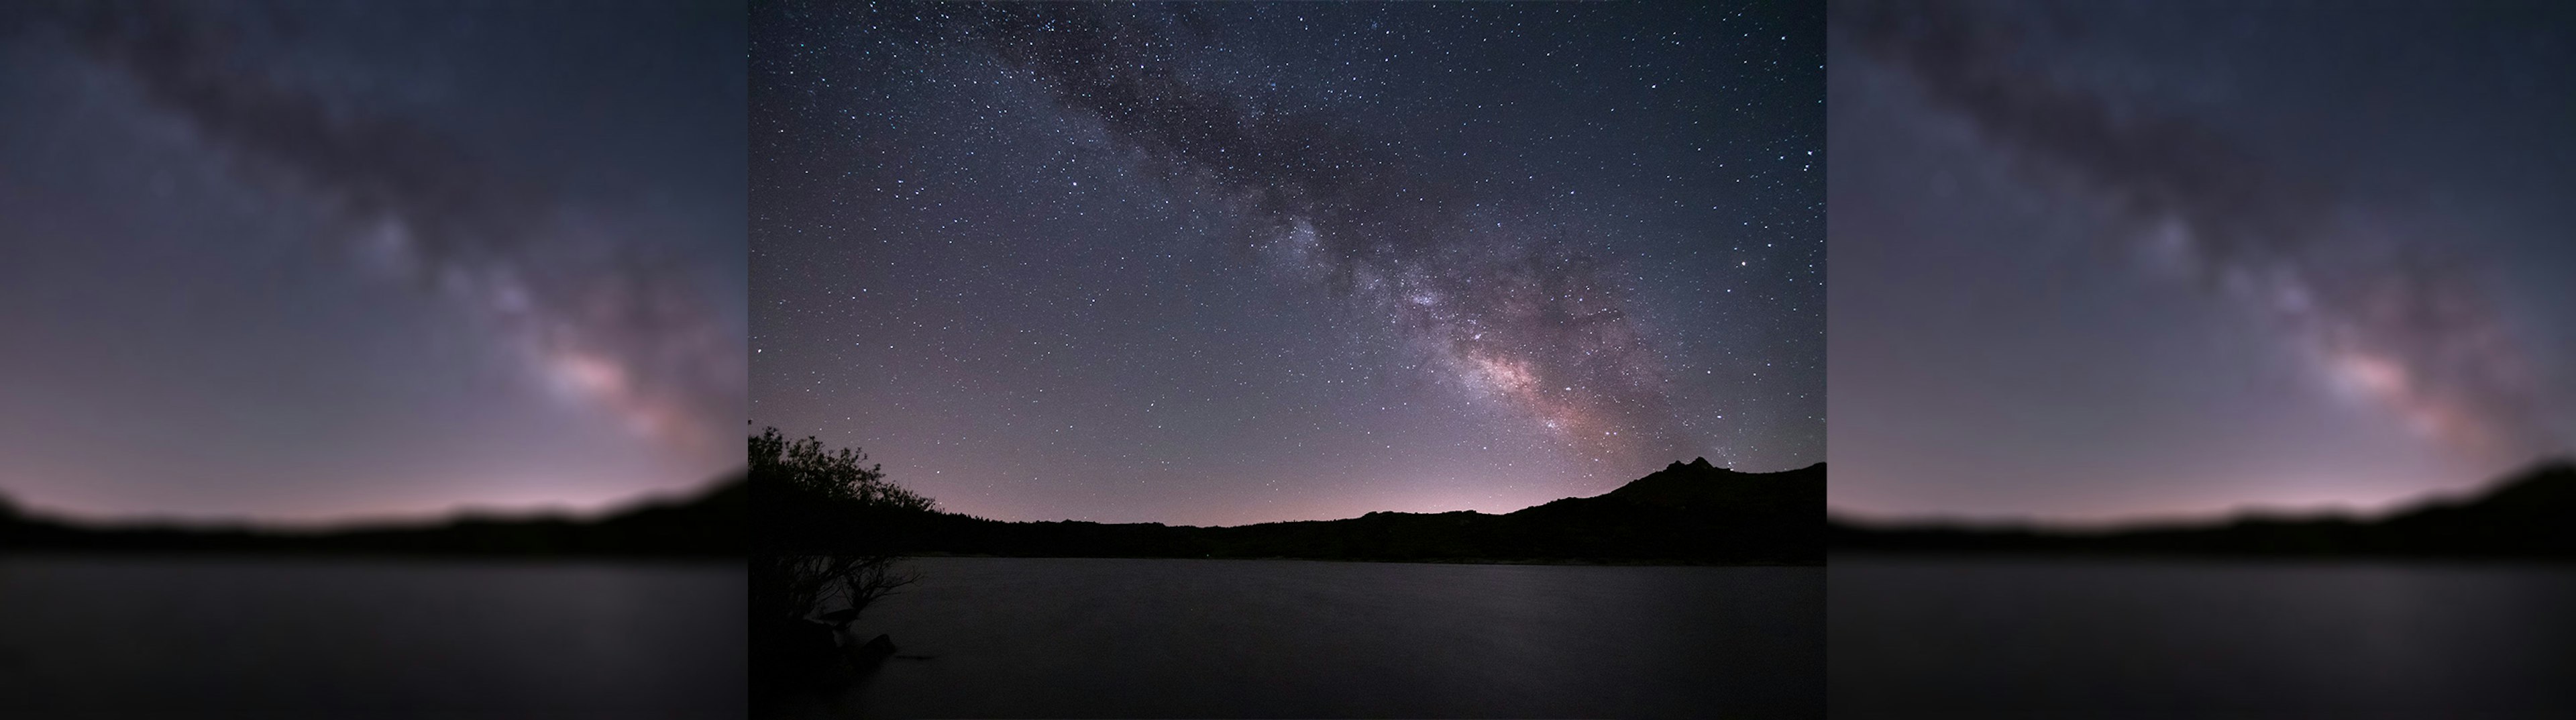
[0,472,743,558]
[1832,460,2576,559]
[769,459,1823,565]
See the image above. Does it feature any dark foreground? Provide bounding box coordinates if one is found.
[0,554,746,717]
[1831,460,2576,560]
[0,474,743,559]
[1831,555,2576,718]
[780,460,1825,566]
[767,556,1823,719]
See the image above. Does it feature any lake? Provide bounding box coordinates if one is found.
[770,556,1822,719]
[1831,556,2576,717]
[0,554,745,717]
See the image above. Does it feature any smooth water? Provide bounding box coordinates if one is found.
[777,556,1822,719]
[0,554,745,717]
[1831,556,2576,717]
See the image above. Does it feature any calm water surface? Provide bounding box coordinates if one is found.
[0,554,745,717]
[1832,556,2576,718]
[779,556,1821,719]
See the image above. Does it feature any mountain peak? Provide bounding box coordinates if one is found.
[1603,459,1825,511]
[1664,457,1721,474]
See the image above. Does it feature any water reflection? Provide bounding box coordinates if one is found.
[769,557,1821,719]
[1831,556,2576,717]
[0,555,745,717]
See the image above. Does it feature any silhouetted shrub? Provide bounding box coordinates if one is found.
[750,427,936,513]
[749,427,934,688]
[752,554,916,629]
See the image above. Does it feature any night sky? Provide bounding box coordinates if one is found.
[753,3,1823,526]
[1830,1,2576,523]
[0,1,747,522]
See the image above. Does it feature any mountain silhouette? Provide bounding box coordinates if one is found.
[771,460,1823,565]
[1831,460,2576,559]
[0,472,743,558]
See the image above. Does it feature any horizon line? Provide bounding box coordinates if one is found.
[908,459,1827,529]
[0,469,746,533]
[1829,456,2575,532]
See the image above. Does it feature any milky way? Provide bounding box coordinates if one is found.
[58,1,744,458]
[1827,0,2576,522]
[1838,0,2554,461]
[0,1,745,519]
[948,4,1687,464]
[755,1,1821,524]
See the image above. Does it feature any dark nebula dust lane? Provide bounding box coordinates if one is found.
[1839,0,2548,460]
[755,2,1822,525]
[953,4,1691,464]
[0,1,747,520]
[57,1,745,454]
[1829,0,2576,521]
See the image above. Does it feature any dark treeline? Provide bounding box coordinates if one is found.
[746,431,1823,700]
[1833,460,2576,560]
[759,454,1825,566]
[0,475,743,558]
